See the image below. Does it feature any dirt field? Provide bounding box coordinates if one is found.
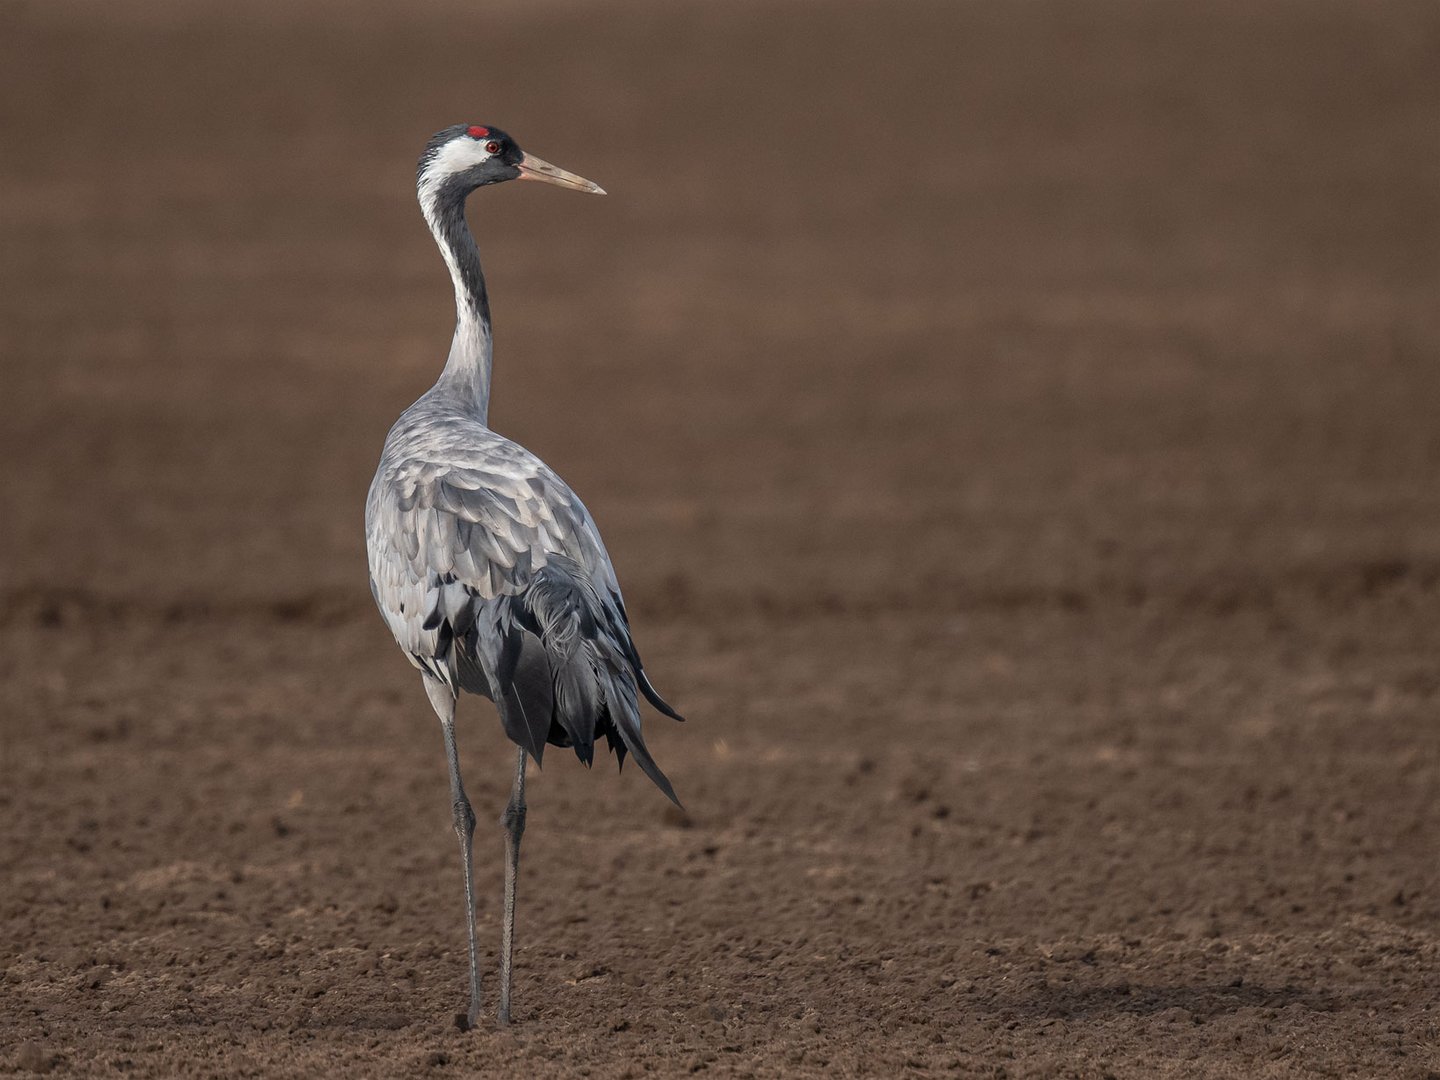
[3,0,1438,1075]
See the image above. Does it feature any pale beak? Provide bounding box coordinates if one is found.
[515,152,606,195]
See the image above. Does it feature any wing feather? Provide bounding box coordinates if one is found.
[367,415,613,680]
[365,404,678,800]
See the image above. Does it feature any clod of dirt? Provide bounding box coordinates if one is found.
[80,965,111,990]
[897,776,932,804]
[662,805,693,829]
[15,1043,52,1074]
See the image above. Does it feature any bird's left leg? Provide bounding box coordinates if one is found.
[497,744,527,1024]
[425,677,483,1031]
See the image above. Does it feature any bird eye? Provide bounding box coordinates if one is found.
[485,141,501,155]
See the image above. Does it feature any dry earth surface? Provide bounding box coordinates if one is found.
[3,0,1439,1075]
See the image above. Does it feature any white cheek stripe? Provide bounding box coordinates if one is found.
[418,136,497,318]
[418,137,494,206]
[417,135,497,418]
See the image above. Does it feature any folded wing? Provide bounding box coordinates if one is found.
[366,437,681,803]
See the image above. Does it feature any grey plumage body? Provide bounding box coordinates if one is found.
[365,389,679,794]
[363,124,681,1029]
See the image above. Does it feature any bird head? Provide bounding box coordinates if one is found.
[416,124,605,202]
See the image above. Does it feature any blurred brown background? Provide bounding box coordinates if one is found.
[3,0,1438,1074]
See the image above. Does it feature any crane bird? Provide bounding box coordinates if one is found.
[365,124,684,1029]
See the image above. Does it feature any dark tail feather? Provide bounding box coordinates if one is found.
[495,628,553,765]
[549,642,601,766]
[637,668,685,722]
[600,666,681,807]
[611,602,684,724]
[488,564,680,803]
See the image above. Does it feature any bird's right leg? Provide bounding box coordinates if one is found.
[497,744,527,1024]
[426,677,482,1031]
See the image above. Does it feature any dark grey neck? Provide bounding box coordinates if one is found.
[422,180,494,422]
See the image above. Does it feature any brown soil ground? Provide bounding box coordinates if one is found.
[3,0,1439,1075]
